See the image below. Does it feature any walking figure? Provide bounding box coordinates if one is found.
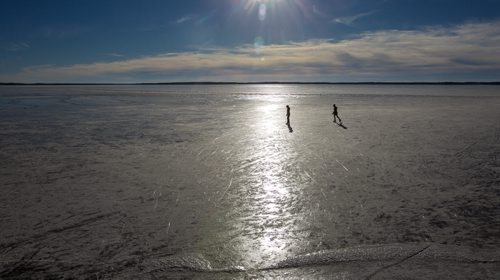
[332,104,342,123]
[285,105,293,132]
[286,105,291,124]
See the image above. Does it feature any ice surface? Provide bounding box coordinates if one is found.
[0,84,499,278]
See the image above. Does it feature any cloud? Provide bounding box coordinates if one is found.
[174,10,217,26]
[3,21,500,82]
[175,15,193,24]
[106,53,125,58]
[332,10,378,26]
[4,42,30,52]
[39,26,88,39]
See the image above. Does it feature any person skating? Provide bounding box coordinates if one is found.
[286,105,291,124]
[332,104,342,123]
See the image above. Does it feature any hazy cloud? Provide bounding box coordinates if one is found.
[3,21,500,82]
[175,15,193,24]
[173,11,216,26]
[39,26,88,39]
[106,53,125,58]
[332,10,378,26]
[4,42,30,52]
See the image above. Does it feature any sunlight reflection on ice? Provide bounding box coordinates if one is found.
[255,104,280,133]
[236,85,299,266]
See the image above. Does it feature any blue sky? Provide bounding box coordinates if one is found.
[1,0,500,82]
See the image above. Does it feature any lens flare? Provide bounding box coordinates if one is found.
[240,0,313,60]
[254,36,264,55]
[259,3,267,21]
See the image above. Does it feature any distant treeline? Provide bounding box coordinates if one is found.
[1,81,500,86]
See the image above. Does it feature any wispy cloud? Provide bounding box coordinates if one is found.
[175,15,193,24]
[4,42,30,52]
[332,10,378,26]
[105,53,125,58]
[3,21,500,82]
[39,26,88,39]
[174,10,216,26]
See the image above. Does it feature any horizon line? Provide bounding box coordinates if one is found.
[2,81,500,86]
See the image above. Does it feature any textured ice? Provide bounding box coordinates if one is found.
[0,84,499,278]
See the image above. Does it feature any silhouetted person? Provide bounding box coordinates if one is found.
[332,104,342,123]
[285,105,293,132]
[286,122,293,133]
[286,105,291,124]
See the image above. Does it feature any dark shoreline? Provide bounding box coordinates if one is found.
[1,81,500,86]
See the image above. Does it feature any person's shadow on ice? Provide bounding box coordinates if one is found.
[335,122,348,129]
[332,103,347,129]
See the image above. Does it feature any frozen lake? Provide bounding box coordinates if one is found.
[1,84,500,278]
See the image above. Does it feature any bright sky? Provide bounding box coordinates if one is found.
[1,0,500,83]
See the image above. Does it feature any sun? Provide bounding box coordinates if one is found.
[245,0,283,13]
[242,0,309,23]
[244,0,287,22]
